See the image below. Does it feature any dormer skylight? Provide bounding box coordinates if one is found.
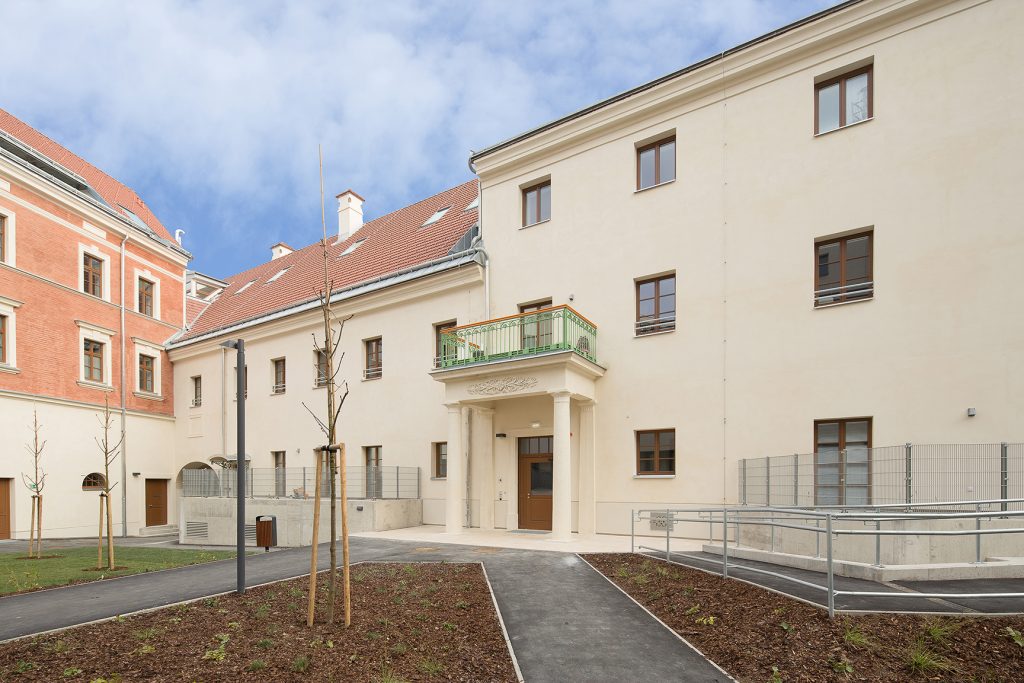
[422,206,450,227]
[465,196,479,211]
[236,280,255,294]
[267,267,289,283]
[340,239,365,256]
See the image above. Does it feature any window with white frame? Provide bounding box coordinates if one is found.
[77,321,114,387]
[134,269,161,320]
[133,339,163,397]
[0,295,23,369]
[78,245,111,301]
[0,206,16,266]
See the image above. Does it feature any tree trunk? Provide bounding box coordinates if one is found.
[35,496,43,558]
[306,449,324,627]
[105,489,115,569]
[327,450,337,624]
[340,443,351,627]
[97,494,105,570]
[27,495,36,559]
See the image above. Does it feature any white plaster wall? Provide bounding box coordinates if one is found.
[474,0,1024,535]
[0,393,176,538]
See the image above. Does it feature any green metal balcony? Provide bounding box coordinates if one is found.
[436,305,598,370]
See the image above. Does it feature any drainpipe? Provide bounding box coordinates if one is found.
[463,408,472,527]
[467,162,489,319]
[119,235,128,537]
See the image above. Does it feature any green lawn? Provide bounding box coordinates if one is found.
[0,546,236,596]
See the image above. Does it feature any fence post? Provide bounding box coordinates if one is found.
[905,443,913,507]
[874,510,881,567]
[766,458,771,507]
[826,513,835,619]
[396,467,400,500]
[1001,443,1009,514]
[722,507,729,579]
[740,459,747,505]
[793,454,799,506]
[665,508,671,562]
[417,467,421,500]
[630,510,635,554]
[975,503,982,564]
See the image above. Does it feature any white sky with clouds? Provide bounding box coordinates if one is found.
[0,0,833,277]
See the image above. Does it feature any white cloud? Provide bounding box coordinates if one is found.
[0,0,833,274]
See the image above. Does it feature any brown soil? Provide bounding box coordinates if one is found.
[0,562,517,682]
[14,556,64,561]
[584,553,1024,683]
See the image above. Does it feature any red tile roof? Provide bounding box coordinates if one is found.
[179,179,479,342]
[0,108,175,242]
[186,296,211,327]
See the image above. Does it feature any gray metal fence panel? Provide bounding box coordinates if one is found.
[182,466,420,500]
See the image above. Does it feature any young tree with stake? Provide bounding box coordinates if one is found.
[95,397,122,570]
[22,409,47,559]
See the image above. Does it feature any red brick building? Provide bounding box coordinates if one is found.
[0,109,191,539]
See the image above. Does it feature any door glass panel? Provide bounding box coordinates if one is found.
[530,461,552,495]
[846,463,869,486]
[846,420,869,443]
[817,464,840,485]
[816,422,839,445]
[845,73,869,124]
[817,83,840,132]
[817,486,840,506]
[845,486,869,506]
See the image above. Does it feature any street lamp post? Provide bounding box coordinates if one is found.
[221,339,246,594]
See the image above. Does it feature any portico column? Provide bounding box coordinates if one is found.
[551,391,572,541]
[578,401,596,535]
[473,407,496,530]
[445,403,464,534]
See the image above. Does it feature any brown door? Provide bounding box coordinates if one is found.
[145,479,168,527]
[0,479,11,539]
[518,436,553,531]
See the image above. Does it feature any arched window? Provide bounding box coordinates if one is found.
[82,473,106,491]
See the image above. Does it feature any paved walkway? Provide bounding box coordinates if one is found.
[0,537,729,682]
[654,549,1024,614]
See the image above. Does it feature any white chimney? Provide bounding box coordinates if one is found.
[336,189,364,240]
[270,242,293,260]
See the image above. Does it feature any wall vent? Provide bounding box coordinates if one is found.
[185,521,209,539]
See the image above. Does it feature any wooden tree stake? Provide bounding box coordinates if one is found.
[306,448,324,627]
[339,443,351,627]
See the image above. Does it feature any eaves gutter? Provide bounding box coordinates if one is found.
[0,139,192,260]
[166,249,484,350]
[468,0,864,164]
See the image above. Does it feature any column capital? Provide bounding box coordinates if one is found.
[549,390,572,402]
[444,402,463,411]
[470,405,495,416]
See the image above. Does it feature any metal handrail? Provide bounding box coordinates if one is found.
[630,505,1024,618]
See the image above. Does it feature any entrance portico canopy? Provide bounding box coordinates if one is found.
[432,329,605,540]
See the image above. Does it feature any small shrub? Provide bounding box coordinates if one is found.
[14,660,36,673]
[767,665,783,683]
[256,638,274,649]
[442,622,457,632]
[924,620,959,645]
[132,628,157,641]
[62,667,83,678]
[615,566,629,578]
[906,643,949,674]
[203,648,226,662]
[390,642,408,656]
[828,658,853,675]
[843,624,872,648]
[228,621,240,629]
[247,660,267,672]
[780,622,794,634]
[255,603,271,619]
[138,644,156,655]
[1004,626,1024,648]
[366,631,383,641]
[417,658,444,676]
[694,615,716,626]
[684,605,701,616]
[291,655,311,673]
[455,600,470,610]
[46,640,71,654]
[203,597,219,608]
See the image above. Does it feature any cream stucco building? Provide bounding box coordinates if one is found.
[168,0,1023,542]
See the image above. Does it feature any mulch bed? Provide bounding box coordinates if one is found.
[0,562,517,682]
[584,553,1024,683]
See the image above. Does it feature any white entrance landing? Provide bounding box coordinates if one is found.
[350,524,705,554]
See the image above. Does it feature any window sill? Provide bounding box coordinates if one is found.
[634,328,676,339]
[362,375,382,382]
[0,364,20,375]
[814,296,873,310]
[634,178,676,194]
[270,391,286,396]
[78,379,113,392]
[430,477,447,481]
[814,116,874,138]
[190,403,203,410]
[313,383,328,390]
[633,474,676,479]
[133,391,164,401]
[519,218,550,230]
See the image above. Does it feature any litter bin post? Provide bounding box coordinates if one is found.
[255,515,277,552]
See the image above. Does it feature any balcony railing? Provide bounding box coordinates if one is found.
[814,281,873,306]
[437,305,597,369]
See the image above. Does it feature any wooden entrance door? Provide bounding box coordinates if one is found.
[518,436,553,531]
[0,479,11,539]
[145,479,168,527]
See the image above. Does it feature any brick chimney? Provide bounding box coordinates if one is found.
[336,189,364,240]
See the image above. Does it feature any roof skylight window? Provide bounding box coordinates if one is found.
[422,206,450,226]
[465,196,479,211]
[235,280,255,294]
[267,267,289,283]
[340,239,365,256]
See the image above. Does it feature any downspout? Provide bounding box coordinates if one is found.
[468,160,489,319]
[119,235,128,537]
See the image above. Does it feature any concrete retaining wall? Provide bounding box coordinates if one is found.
[178,497,422,547]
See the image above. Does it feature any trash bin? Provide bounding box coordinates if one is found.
[255,515,277,552]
